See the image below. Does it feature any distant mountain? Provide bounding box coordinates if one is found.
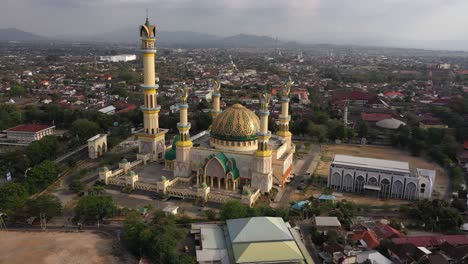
[0,28,49,42]
[82,29,297,48]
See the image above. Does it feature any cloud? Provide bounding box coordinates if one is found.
[2,0,468,48]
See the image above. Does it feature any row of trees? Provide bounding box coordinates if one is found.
[403,199,464,232]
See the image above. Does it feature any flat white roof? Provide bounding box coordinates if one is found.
[200,225,226,249]
[333,154,410,173]
[315,216,341,227]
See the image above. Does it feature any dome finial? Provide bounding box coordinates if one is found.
[145,8,150,26]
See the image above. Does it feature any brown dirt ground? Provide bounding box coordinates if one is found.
[314,144,449,199]
[0,231,134,264]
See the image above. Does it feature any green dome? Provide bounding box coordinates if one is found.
[100,166,109,172]
[200,183,208,188]
[121,158,129,163]
[128,171,135,176]
[161,176,167,181]
[243,189,252,196]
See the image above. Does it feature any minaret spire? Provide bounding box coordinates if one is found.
[251,91,273,194]
[137,16,167,162]
[174,85,193,177]
[277,76,293,147]
[211,80,222,119]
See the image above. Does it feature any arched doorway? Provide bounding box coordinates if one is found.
[331,172,341,190]
[380,179,391,199]
[355,176,365,193]
[405,182,417,200]
[392,180,403,199]
[343,174,353,192]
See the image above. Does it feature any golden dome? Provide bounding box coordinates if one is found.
[211,104,259,141]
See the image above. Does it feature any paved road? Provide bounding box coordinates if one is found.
[274,144,321,208]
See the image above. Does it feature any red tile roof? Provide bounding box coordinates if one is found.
[392,235,468,248]
[333,91,377,101]
[350,230,380,249]
[361,113,393,122]
[5,124,53,133]
[373,222,403,239]
[116,104,137,114]
[384,91,404,97]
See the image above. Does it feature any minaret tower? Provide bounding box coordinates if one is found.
[137,16,167,161]
[174,85,192,177]
[252,91,273,194]
[211,80,222,119]
[277,77,294,147]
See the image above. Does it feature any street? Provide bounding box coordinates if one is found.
[273,143,321,208]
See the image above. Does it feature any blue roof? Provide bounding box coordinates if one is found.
[291,200,310,210]
[318,194,336,201]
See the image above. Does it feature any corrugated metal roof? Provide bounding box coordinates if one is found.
[333,154,410,173]
[227,217,293,243]
[315,216,341,227]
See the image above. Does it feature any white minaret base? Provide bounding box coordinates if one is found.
[251,156,273,194]
[174,145,191,177]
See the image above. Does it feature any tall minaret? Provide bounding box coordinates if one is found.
[277,77,293,147]
[137,16,167,161]
[174,85,192,177]
[252,92,273,194]
[211,80,222,119]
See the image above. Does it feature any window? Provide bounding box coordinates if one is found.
[420,183,426,194]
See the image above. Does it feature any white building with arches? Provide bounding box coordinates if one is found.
[328,155,435,200]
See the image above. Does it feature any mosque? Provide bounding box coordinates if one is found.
[135,17,295,194]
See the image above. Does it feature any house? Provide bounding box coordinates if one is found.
[392,234,468,248]
[315,216,342,234]
[98,105,116,115]
[418,113,448,129]
[360,113,394,123]
[384,91,404,99]
[387,242,427,263]
[331,91,386,108]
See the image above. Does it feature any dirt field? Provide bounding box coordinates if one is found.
[0,231,134,264]
[314,144,450,199]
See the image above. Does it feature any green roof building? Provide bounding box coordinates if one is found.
[192,217,314,264]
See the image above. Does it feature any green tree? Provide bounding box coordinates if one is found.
[220,200,248,220]
[25,194,63,220]
[0,103,22,130]
[26,135,59,165]
[25,160,58,194]
[74,195,116,223]
[69,180,85,193]
[0,182,29,217]
[10,84,26,97]
[71,119,100,141]
[308,123,327,142]
[357,122,369,138]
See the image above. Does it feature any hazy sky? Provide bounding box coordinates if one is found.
[3,0,468,47]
